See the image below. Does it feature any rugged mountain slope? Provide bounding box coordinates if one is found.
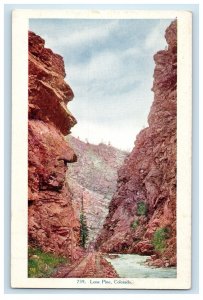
[96,21,177,267]
[28,31,82,260]
[67,136,128,246]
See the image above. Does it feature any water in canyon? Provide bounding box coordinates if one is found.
[105,254,177,278]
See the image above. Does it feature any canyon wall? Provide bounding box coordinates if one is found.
[28,32,82,260]
[67,136,128,246]
[96,21,177,267]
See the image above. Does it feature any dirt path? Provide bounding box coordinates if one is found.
[53,252,119,278]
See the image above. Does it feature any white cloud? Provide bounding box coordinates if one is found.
[67,43,143,96]
[144,20,170,51]
[66,20,119,47]
[70,120,142,152]
[66,39,155,151]
[42,20,119,52]
[121,46,141,58]
[69,50,121,84]
[68,81,153,151]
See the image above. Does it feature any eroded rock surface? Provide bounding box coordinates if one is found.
[28,32,82,260]
[96,21,177,267]
[67,136,128,246]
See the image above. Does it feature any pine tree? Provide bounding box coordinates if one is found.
[79,193,88,248]
[79,212,88,248]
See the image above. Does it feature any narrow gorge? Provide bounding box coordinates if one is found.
[28,20,177,278]
[96,20,177,268]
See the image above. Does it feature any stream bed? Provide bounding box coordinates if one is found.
[105,254,177,278]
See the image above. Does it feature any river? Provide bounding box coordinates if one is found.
[105,254,177,278]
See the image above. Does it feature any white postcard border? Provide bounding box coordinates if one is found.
[11,9,192,289]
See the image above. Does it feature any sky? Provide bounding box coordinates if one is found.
[29,18,172,151]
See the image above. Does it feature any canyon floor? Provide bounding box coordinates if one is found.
[53,251,118,278]
[52,251,176,278]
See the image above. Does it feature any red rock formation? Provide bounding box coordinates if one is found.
[96,21,177,267]
[67,136,128,246]
[28,31,83,260]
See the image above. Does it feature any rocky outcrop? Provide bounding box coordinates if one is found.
[67,136,128,246]
[96,21,177,267]
[28,31,82,260]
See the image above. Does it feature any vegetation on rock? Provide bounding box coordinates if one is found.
[28,246,68,278]
[136,201,148,216]
[131,219,139,229]
[152,227,169,253]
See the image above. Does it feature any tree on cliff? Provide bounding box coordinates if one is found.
[79,193,88,248]
[80,212,88,248]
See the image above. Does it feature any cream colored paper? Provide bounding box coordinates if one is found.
[11,9,192,289]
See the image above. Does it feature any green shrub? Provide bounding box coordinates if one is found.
[152,227,169,253]
[28,246,68,278]
[136,201,147,216]
[131,219,139,229]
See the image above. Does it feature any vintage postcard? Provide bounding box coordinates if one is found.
[11,9,192,289]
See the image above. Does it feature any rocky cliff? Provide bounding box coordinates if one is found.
[67,136,128,246]
[28,31,82,260]
[96,21,177,267]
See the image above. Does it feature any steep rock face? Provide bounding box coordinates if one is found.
[96,21,177,267]
[28,31,82,260]
[67,136,128,246]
